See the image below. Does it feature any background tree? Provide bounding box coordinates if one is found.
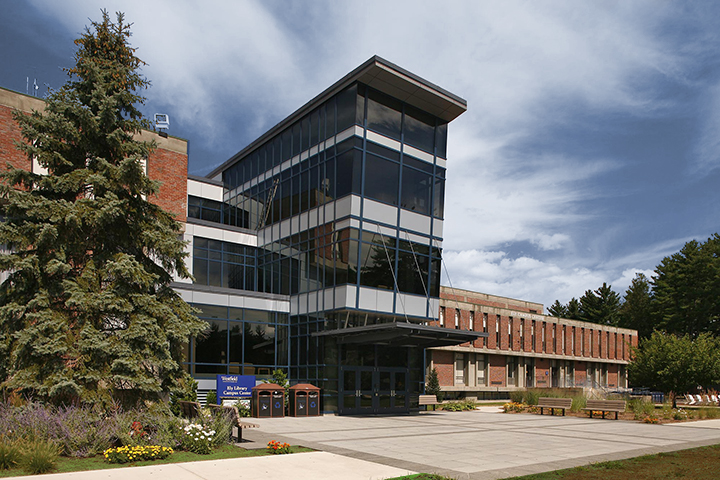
[566,298,581,320]
[0,11,206,407]
[652,234,720,337]
[579,283,621,325]
[547,300,567,318]
[618,273,654,339]
[629,332,720,407]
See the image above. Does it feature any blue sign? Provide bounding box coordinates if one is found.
[216,375,255,398]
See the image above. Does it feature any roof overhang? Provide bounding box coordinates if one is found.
[312,322,487,348]
[207,56,467,179]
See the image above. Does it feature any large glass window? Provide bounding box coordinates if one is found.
[364,154,399,205]
[193,237,256,291]
[366,89,402,140]
[403,105,435,154]
[401,166,432,215]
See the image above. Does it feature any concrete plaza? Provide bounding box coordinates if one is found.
[7,408,720,480]
[245,407,720,479]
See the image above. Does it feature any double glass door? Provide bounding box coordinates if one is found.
[340,367,408,414]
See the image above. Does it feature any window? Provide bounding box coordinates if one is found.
[496,315,500,348]
[366,88,402,140]
[572,327,576,355]
[454,353,465,386]
[552,324,557,353]
[482,313,488,347]
[581,328,585,356]
[541,322,546,353]
[520,319,525,349]
[508,317,513,350]
[439,307,445,327]
[476,354,486,386]
[454,309,460,329]
[469,311,475,331]
[507,357,516,386]
[531,320,536,350]
[193,237,257,291]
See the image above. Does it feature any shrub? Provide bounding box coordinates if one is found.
[267,440,290,454]
[509,391,524,403]
[103,445,173,464]
[206,390,217,405]
[180,423,214,454]
[524,390,541,406]
[571,395,586,413]
[628,398,655,419]
[21,439,59,475]
[642,415,660,424]
[441,400,476,411]
[0,437,22,470]
[502,402,526,413]
[697,407,720,420]
[237,402,251,417]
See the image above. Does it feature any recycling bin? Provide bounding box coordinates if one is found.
[251,383,285,418]
[289,383,321,417]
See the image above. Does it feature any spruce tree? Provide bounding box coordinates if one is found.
[0,11,206,407]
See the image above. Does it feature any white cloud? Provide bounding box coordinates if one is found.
[24,0,714,310]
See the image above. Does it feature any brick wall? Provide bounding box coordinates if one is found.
[488,354,506,387]
[432,350,454,387]
[1,88,188,222]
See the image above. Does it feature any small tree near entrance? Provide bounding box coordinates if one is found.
[426,367,443,404]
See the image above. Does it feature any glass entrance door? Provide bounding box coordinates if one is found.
[340,367,409,414]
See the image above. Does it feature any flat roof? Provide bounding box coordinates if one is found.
[312,321,486,348]
[207,56,467,179]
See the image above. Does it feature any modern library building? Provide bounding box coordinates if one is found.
[0,56,637,414]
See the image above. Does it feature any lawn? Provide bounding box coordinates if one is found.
[386,444,720,480]
[0,444,313,478]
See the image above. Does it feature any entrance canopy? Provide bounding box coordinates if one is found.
[313,322,487,348]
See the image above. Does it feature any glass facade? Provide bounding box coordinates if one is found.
[188,303,288,378]
[186,68,464,414]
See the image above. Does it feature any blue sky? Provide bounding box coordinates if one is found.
[2,1,719,309]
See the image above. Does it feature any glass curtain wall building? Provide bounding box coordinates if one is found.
[186,57,479,414]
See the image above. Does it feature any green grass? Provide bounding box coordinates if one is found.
[498,443,720,479]
[0,444,313,477]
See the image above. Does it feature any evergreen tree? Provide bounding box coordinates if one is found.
[547,300,568,318]
[566,297,582,320]
[0,11,206,407]
[652,234,720,337]
[425,367,443,403]
[618,273,654,339]
[579,283,621,325]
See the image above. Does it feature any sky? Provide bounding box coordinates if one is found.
[1,0,719,309]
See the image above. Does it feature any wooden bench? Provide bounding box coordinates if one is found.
[537,397,572,416]
[178,400,201,419]
[419,394,440,410]
[208,404,259,442]
[582,399,626,420]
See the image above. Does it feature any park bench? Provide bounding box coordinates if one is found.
[208,404,259,442]
[178,400,201,419]
[419,394,441,410]
[582,399,626,419]
[537,397,572,416]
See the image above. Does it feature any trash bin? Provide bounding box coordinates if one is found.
[289,384,321,417]
[251,383,285,418]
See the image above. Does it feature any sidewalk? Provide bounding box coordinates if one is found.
[4,452,414,480]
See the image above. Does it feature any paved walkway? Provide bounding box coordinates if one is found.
[7,409,720,480]
[245,409,720,479]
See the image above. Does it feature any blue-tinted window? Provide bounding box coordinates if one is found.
[364,153,399,205]
[404,105,435,154]
[366,89,401,140]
